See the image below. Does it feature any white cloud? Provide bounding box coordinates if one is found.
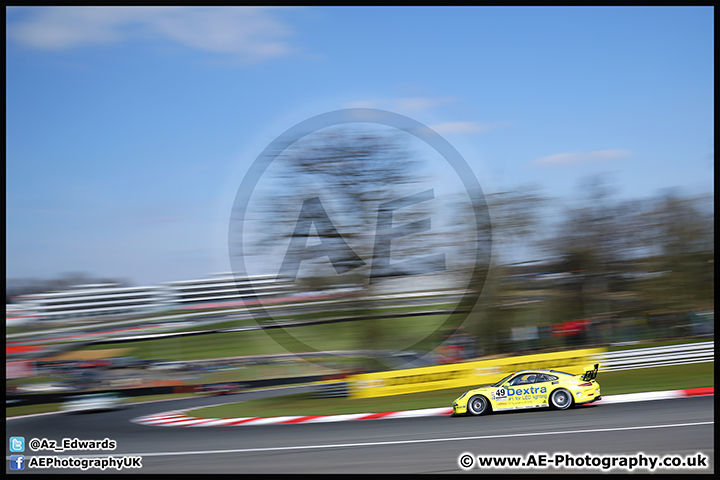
[7,7,295,62]
[343,98,510,136]
[430,120,511,135]
[531,149,630,167]
[344,96,457,113]
[394,97,457,112]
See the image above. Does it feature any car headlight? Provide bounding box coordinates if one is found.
[458,391,468,400]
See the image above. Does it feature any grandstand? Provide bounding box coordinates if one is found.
[8,273,291,322]
[163,273,291,308]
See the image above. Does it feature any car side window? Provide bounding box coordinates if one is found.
[509,373,540,386]
[538,374,558,382]
[508,375,523,386]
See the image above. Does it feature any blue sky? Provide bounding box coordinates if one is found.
[6,6,714,286]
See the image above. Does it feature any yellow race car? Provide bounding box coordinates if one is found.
[452,364,600,416]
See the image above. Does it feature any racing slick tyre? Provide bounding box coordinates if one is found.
[467,395,489,416]
[549,388,573,410]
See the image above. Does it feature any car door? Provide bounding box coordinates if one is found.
[532,373,557,406]
[505,373,541,409]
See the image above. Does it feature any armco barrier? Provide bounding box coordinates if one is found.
[6,374,327,408]
[6,386,175,408]
[589,341,713,372]
[7,342,713,407]
[313,381,350,398]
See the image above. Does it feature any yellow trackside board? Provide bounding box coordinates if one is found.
[348,348,605,399]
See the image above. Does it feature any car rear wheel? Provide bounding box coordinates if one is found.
[467,395,489,416]
[550,388,573,410]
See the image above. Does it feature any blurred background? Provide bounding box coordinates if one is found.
[7,173,713,404]
[6,7,713,409]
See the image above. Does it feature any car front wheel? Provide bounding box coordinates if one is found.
[467,395,489,416]
[550,388,573,410]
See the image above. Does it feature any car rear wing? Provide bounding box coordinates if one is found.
[581,363,599,382]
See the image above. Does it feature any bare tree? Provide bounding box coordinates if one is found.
[240,125,476,367]
[6,272,132,303]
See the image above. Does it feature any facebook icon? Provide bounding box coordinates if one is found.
[10,455,25,470]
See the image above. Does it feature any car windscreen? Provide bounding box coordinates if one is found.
[492,374,514,387]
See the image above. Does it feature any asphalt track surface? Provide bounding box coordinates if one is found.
[6,386,714,474]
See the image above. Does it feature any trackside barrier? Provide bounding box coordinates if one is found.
[6,374,328,408]
[347,341,714,399]
[313,381,350,398]
[589,341,713,372]
[348,348,606,399]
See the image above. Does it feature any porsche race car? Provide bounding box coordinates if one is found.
[452,364,600,416]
